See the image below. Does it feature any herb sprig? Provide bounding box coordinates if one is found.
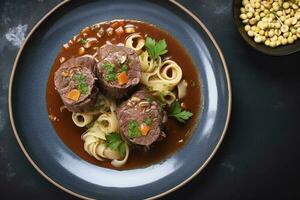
[105,132,126,157]
[169,101,193,123]
[145,37,168,59]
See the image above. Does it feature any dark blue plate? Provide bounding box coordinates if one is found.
[9,0,231,199]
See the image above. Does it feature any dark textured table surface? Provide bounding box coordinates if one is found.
[1,0,299,199]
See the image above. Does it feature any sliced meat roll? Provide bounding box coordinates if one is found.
[117,89,166,146]
[95,44,141,99]
[54,56,98,113]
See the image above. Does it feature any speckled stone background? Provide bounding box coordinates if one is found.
[1,0,300,199]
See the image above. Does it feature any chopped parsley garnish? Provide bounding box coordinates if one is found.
[102,60,115,70]
[73,73,85,81]
[106,73,117,81]
[169,101,193,123]
[102,61,117,81]
[128,120,141,138]
[145,37,168,59]
[72,73,89,94]
[144,118,153,125]
[102,60,129,82]
[105,132,126,157]
[121,65,129,72]
[78,38,88,44]
[117,65,129,73]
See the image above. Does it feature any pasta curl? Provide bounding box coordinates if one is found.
[86,94,113,115]
[151,90,176,106]
[125,33,145,55]
[81,107,129,167]
[139,51,161,73]
[141,60,182,90]
[72,113,93,127]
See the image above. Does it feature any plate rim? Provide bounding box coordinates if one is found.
[8,0,232,199]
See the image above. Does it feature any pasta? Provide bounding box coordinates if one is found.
[83,136,104,161]
[80,102,130,167]
[125,32,183,106]
[139,51,161,73]
[103,147,122,160]
[86,94,113,115]
[72,112,94,127]
[152,90,177,106]
[141,60,182,91]
[157,60,183,88]
[111,143,129,167]
[125,33,145,55]
[82,132,129,166]
[95,112,118,135]
[82,122,106,140]
[162,90,177,105]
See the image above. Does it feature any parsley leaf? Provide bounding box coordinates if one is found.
[73,73,85,81]
[72,73,89,94]
[128,120,141,138]
[169,101,193,123]
[118,143,126,157]
[117,65,129,73]
[77,83,88,94]
[145,37,168,59]
[170,101,181,114]
[105,73,117,81]
[144,118,153,125]
[105,132,126,157]
[102,60,114,69]
[102,61,117,81]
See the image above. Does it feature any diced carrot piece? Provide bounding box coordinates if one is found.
[66,89,80,101]
[61,70,69,77]
[111,22,119,28]
[117,72,128,85]
[140,123,150,136]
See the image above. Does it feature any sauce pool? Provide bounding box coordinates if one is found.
[46,20,201,170]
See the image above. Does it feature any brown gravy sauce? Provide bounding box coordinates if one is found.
[46,20,201,170]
